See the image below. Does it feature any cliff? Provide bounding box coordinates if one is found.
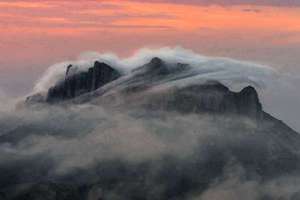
[46,61,121,102]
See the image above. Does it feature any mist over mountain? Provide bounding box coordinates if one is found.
[1,49,300,200]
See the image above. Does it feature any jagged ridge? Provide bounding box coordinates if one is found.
[142,81,262,119]
[25,58,264,120]
[46,61,121,102]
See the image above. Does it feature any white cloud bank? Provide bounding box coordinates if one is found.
[30,46,300,131]
[33,47,277,94]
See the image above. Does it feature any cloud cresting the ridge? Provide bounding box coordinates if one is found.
[0,46,300,199]
[33,47,276,94]
[30,47,300,133]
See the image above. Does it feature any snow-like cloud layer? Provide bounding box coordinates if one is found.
[33,47,276,93]
[31,47,300,132]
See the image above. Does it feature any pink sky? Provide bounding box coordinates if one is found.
[0,0,300,95]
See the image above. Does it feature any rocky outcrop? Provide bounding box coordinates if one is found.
[144,81,262,120]
[46,61,121,102]
[26,57,262,121]
[25,93,45,105]
[133,57,189,76]
[236,86,262,119]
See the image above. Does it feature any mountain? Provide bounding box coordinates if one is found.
[47,61,121,102]
[2,57,300,200]
[26,58,262,118]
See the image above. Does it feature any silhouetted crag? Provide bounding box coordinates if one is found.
[138,81,262,120]
[46,61,121,102]
[237,86,262,119]
[27,58,262,121]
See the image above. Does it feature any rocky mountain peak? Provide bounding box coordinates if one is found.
[133,57,169,76]
[132,57,190,78]
[45,61,121,102]
[239,86,259,100]
[65,64,73,77]
[149,57,163,66]
[236,85,262,120]
[26,58,262,121]
[142,80,263,120]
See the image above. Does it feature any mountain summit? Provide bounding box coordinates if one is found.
[15,57,300,200]
[46,61,121,102]
[26,58,262,120]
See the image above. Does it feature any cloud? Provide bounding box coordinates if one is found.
[0,100,299,199]
[0,46,300,198]
[28,47,300,133]
[0,1,54,8]
[128,0,300,7]
[3,0,300,7]
[241,8,261,13]
[0,88,16,112]
[0,0,176,31]
[0,104,221,172]
[33,47,276,94]
[192,162,300,200]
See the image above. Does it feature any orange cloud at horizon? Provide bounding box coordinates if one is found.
[1,1,300,33]
[0,0,300,73]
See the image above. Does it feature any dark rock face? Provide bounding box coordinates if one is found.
[27,58,262,122]
[143,81,262,120]
[25,93,45,104]
[133,57,189,77]
[236,86,262,119]
[136,57,170,75]
[46,61,121,102]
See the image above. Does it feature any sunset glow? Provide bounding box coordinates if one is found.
[2,1,300,34]
[1,0,300,94]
